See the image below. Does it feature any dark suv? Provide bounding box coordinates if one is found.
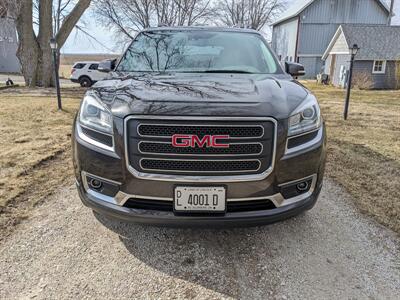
[72,27,326,227]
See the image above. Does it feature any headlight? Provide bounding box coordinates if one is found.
[288,95,321,137]
[79,95,113,134]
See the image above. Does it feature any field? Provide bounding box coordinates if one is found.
[59,53,119,79]
[0,82,399,238]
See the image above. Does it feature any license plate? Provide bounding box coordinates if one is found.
[174,186,226,213]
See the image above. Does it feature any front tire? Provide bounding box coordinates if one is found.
[79,76,92,87]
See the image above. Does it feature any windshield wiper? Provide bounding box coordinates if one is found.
[202,70,255,74]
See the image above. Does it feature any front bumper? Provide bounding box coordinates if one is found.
[77,179,321,227]
[72,115,327,227]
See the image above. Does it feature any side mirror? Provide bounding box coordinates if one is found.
[285,62,306,77]
[98,59,117,73]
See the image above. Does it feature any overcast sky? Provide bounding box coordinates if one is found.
[62,0,400,54]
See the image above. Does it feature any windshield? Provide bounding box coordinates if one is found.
[117,30,280,74]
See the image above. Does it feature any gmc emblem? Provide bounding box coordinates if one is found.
[172,134,230,148]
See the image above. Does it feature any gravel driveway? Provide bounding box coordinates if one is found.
[0,178,399,299]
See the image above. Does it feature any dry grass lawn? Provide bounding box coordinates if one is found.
[303,82,400,233]
[59,64,72,79]
[0,82,399,237]
[0,88,83,237]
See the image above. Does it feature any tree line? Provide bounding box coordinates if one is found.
[0,0,285,87]
[96,0,285,41]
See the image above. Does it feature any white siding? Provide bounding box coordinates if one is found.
[330,31,349,54]
[324,54,332,74]
[331,54,351,87]
[272,18,298,63]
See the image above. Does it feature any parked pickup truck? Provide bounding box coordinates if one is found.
[72,27,326,227]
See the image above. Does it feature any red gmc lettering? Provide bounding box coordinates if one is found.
[191,135,211,148]
[171,134,230,148]
[211,135,230,148]
[172,134,191,147]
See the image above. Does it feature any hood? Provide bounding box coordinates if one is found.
[90,73,309,120]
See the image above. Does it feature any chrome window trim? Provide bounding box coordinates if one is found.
[285,127,323,155]
[139,158,262,173]
[77,122,115,153]
[137,123,265,139]
[124,115,277,182]
[138,140,264,157]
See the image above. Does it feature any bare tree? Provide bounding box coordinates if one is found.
[95,0,212,42]
[171,0,212,26]
[0,0,91,87]
[216,0,285,30]
[95,0,152,39]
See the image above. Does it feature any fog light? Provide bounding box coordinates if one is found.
[280,177,314,199]
[89,178,103,190]
[296,181,309,192]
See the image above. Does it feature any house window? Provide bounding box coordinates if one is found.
[372,60,386,74]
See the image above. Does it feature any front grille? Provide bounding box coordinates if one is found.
[124,199,172,211]
[123,198,276,213]
[227,200,276,212]
[126,118,275,176]
[139,142,263,155]
[140,159,261,173]
[138,124,264,138]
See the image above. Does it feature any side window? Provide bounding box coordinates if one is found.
[89,64,99,70]
[372,60,386,74]
[73,63,86,69]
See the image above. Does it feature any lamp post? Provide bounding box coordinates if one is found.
[344,44,359,120]
[50,38,62,110]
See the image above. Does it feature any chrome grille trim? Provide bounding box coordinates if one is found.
[138,141,264,156]
[139,158,262,173]
[137,123,264,139]
[124,115,277,182]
